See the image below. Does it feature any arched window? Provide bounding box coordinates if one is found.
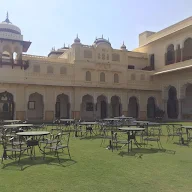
[47,66,53,74]
[140,74,145,80]
[86,71,91,81]
[183,38,192,61]
[131,73,136,80]
[166,44,175,65]
[100,72,105,82]
[114,73,119,83]
[60,66,67,75]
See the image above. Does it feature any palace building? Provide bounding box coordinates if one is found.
[0,13,192,121]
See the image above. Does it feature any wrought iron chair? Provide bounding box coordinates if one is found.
[43,132,71,163]
[143,127,163,149]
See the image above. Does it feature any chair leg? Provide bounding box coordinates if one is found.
[56,151,61,164]
[67,147,71,159]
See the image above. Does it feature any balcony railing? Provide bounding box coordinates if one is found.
[0,59,29,70]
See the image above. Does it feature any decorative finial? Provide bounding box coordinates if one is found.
[102,34,103,38]
[4,11,11,23]
[64,43,65,48]
[77,34,78,38]
[108,37,109,41]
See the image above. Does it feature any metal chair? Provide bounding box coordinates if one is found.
[43,132,71,163]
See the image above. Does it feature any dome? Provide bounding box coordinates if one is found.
[0,13,21,35]
[74,34,81,43]
[121,42,127,50]
[94,35,111,46]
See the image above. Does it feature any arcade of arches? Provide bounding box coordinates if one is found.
[4,89,192,121]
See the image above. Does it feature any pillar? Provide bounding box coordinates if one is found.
[178,99,183,119]
[163,99,168,119]
[108,103,111,118]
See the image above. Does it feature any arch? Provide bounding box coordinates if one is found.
[81,94,94,120]
[100,72,105,82]
[47,66,54,74]
[114,73,119,83]
[27,92,44,120]
[166,44,175,65]
[167,86,178,119]
[96,95,107,119]
[2,51,11,62]
[111,95,121,117]
[128,96,139,118]
[55,94,70,119]
[0,91,14,120]
[182,84,192,119]
[147,97,156,119]
[2,44,12,53]
[183,38,192,61]
[60,66,67,75]
[85,71,91,81]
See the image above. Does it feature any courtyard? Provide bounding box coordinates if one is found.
[0,122,192,192]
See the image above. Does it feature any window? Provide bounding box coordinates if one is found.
[128,65,135,69]
[47,66,53,74]
[166,44,175,65]
[107,54,109,60]
[140,74,145,80]
[112,53,120,61]
[102,53,105,60]
[33,65,40,73]
[84,50,92,59]
[60,66,67,75]
[114,73,119,83]
[100,72,105,82]
[86,71,91,81]
[131,73,136,80]
[150,54,155,70]
[28,101,35,110]
[98,53,101,59]
[86,102,93,111]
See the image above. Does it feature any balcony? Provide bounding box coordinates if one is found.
[0,59,29,70]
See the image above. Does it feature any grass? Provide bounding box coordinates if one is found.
[1,122,192,192]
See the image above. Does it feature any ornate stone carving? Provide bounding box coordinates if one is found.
[96,63,111,70]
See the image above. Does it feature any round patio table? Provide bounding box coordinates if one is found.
[119,127,145,152]
[3,120,21,124]
[4,124,33,128]
[16,131,50,159]
[60,119,75,122]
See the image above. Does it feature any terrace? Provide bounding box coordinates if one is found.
[0,120,192,192]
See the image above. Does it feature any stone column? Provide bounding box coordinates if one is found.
[93,103,97,120]
[178,99,183,120]
[107,103,111,118]
[163,99,168,119]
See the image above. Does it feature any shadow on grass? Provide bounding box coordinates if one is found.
[1,155,77,171]
[117,147,176,158]
[80,135,106,140]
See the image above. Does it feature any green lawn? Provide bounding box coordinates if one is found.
[0,122,192,192]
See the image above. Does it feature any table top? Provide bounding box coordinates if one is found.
[3,120,21,123]
[80,122,97,125]
[133,121,150,124]
[114,116,134,119]
[16,131,50,136]
[60,119,75,122]
[181,126,192,129]
[119,127,145,131]
[4,124,33,128]
[103,118,120,121]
